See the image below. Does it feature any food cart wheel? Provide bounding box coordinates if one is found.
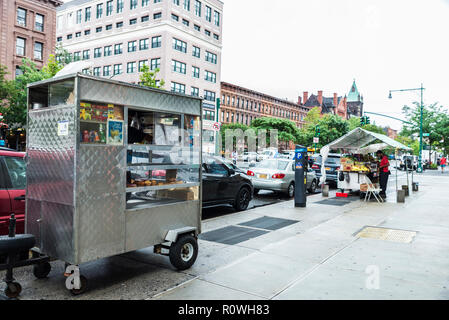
[169,234,198,271]
[4,282,22,298]
[33,262,51,279]
[70,275,88,296]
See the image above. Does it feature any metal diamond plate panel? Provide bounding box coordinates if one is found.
[79,77,201,116]
[355,226,417,243]
[25,199,41,246]
[76,145,126,264]
[126,200,201,252]
[40,202,74,263]
[27,107,76,205]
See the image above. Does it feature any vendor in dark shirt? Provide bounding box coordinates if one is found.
[376,150,390,198]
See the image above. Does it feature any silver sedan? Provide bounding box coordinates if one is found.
[246,159,318,198]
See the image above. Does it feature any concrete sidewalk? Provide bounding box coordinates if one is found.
[1,172,448,299]
[153,173,449,300]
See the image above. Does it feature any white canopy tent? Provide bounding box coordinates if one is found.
[319,127,412,185]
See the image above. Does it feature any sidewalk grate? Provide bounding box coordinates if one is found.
[199,226,269,245]
[355,226,417,243]
[315,199,351,206]
[238,216,299,231]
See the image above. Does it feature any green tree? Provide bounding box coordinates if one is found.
[139,65,165,89]
[250,117,301,144]
[303,107,321,129]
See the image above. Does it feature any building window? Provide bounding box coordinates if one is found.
[172,60,186,74]
[130,18,137,25]
[85,7,91,22]
[213,34,219,40]
[116,21,123,28]
[141,15,149,22]
[192,66,200,78]
[106,24,112,30]
[184,0,190,11]
[76,9,82,24]
[192,46,200,58]
[128,41,137,52]
[104,45,112,56]
[214,11,220,26]
[173,0,180,5]
[82,49,90,60]
[194,0,201,17]
[96,26,102,33]
[67,34,73,40]
[73,51,81,61]
[204,90,215,102]
[84,29,91,35]
[142,0,150,6]
[182,19,189,26]
[17,8,27,27]
[203,110,215,121]
[130,0,138,10]
[76,32,81,38]
[171,14,179,22]
[114,43,123,55]
[117,0,124,13]
[93,67,101,76]
[194,24,200,32]
[139,38,149,50]
[35,14,44,32]
[138,60,148,71]
[94,48,102,58]
[150,58,161,70]
[172,38,187,53]
[152,36,162,48]
[103,65,111,76]
[205,51,217,64]
[15,66,24,78]
[204,71,216,83]
[57,36,62,42]
[113,64,122,75]
[154,0,162,3]
[205,6,211,22]
[205,29,211,36]
[34,42,44,60]
[171,82,186,94]
[127,62,137,73]
[16,37,26,56]
[153,12,162,19]
[191,87,199,97]
[106,1,113,16]
[96,3,103,18]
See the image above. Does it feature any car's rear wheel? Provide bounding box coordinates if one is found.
[286,182,295,198]
[234,187,251,211]
[308,179,317,194]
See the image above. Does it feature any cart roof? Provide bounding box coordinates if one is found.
[321,127,411,152]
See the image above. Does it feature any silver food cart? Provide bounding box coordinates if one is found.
[26,74,203,293]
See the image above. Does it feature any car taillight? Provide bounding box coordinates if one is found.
[312,164,319,169]
[336,167,340,171]
[272,173,285,179]
[247,170,255,176]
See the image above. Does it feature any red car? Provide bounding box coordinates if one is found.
[0,150,26,235]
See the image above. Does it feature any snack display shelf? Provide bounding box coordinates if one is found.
[126,182,200,193]
[80,119,107,124]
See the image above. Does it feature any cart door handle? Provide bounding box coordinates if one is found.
[14,195,25,201]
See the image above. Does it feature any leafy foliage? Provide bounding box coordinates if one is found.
[139,65,165,89]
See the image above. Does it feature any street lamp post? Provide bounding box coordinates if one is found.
[388,84,425,173]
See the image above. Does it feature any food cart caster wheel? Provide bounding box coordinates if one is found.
[169,234,198,271]
[5,282,22,298]
[70,275,88,296]
[33,262,51,279]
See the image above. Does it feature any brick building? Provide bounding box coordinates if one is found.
[301,90,348,119]
[0,0,62,79]
[220,81,310,128]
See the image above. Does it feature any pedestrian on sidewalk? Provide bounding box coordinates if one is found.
[441,156,447,173]
[376,150,390,198]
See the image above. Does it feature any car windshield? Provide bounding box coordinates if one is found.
[312,156,340,165]
[256,159,289,170]
[263,151,273,155]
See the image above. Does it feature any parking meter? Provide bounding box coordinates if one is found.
[294,145,308,208]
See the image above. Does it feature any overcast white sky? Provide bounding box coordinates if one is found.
[61,0,449,131]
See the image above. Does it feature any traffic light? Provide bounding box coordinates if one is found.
[366,116,370,125]
[360,116,365,126]
[315,125,321,137]
[360,116,370,126]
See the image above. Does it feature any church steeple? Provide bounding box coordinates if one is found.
[347,79,361,102]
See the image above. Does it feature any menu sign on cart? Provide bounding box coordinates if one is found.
[107,120,124,145]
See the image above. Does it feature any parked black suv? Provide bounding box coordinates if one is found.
[310,153,342,186]
[202,156,253,211]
